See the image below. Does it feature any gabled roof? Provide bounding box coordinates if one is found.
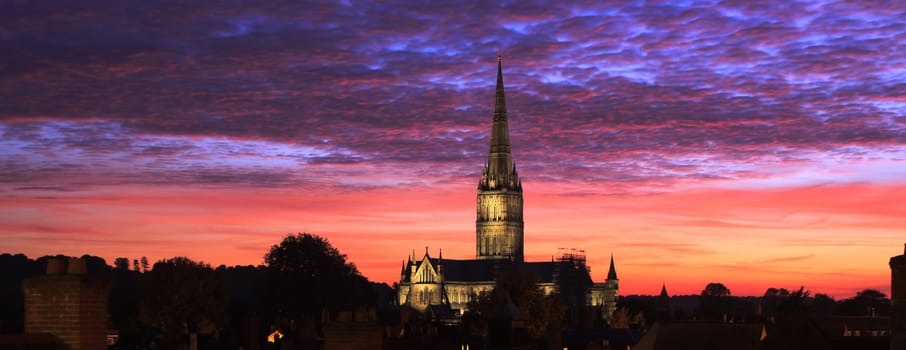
[402,258,498,283]
[402,258,593,285]
[426,304,457,321]
[437,258,498,282]
[486,293,528,320]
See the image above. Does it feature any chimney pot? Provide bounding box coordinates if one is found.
[46,258,66,275]
[67,257,87,274]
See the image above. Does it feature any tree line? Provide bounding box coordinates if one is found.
[0,235,894,349]
[0,233,381,349]
[613,282,892,329]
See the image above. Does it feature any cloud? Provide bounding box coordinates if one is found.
[1,0,904,297]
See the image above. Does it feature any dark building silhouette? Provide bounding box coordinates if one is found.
[633,321,764,350]
[892,243,906,350]
[22,257,111,350]
[657,284,673,321]
[322,309,382,350]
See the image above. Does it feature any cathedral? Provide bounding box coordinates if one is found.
[397,58,618,319]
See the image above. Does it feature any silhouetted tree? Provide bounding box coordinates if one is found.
[0,254,34,333]
[702,283,731,297]
[460,309,487,343]
[764,288,791,297]
[809,293,835,316]
[518,270,563,335]
[763,287,838,319]
[80,255,113,276]
[110,260,143,330]
[699,282,733,320]
[217,265,268,310]
[141,256,227,346]
[132,259,140,272]
[761,287,818,346]
[264,233,374,321]
[775,287,810,315]
[612,296,654,329]
[835,288,890,316]
[762,287,791,316]
[140,256,149,273]
[114,257,130,270]
[469,268,567,344]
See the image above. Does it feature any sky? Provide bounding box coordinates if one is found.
[2,0,906,298]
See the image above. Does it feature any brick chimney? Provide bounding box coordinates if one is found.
[23,257,110,350]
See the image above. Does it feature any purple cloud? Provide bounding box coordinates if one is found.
[0,0,904,192]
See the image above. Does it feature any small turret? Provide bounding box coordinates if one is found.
[607,254,618,281]
[437,248,443,276]
[657,283,673,320]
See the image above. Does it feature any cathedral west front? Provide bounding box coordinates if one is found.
[397,57,618,319]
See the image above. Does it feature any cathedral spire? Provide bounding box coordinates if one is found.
[607,254,618,280]
[487,56,512,177]
[494,55,507,116]
[477,56,524,262]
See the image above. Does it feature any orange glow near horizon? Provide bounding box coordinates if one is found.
[3,180,901,299]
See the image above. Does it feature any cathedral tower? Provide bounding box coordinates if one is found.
[476,57,524,262]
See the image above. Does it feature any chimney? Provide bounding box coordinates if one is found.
[67,257,87,274]
[25,257,111,350]
[46,258,66,275]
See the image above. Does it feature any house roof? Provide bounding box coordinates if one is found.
[634,321,765,350]
[426,304,457,321]
[486,293,528,320]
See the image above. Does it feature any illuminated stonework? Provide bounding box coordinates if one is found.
[588,255,620,319]
[397,59,618,319]
[398,250,496,313]
[476,57,524,262]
